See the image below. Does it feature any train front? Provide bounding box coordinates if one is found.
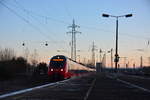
[48,55,67,80]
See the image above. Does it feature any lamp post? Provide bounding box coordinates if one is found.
[102,13,132,72]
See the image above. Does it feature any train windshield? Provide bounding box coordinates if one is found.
[50,56,66,68]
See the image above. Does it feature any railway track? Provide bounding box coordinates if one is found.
[1,73,150,100]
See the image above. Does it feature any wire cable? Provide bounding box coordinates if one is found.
[0,1,54,41]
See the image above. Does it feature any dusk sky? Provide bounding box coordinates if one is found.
[0,0,150,67]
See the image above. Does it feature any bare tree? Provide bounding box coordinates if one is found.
[23,47,29,61]
[0,48,15,61]
[30,49,38,66]
[28,49,38,74]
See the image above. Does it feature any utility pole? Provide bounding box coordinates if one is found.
[126,61,129,69]
[67,19,81,61]
[110,48,113,68]
[148,57,150,66]
[91,42,96,66]
[99,49,102,62]
[133,63,135,69]
[140,56,143,68]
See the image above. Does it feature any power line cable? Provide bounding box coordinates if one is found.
[0,1,68,50]
[61,0,72,19]
[12,0,66,43]
[5,0,150,43]
[80,24,150,40]
[10,1,149,41]
[12,0,70,49]
[0,1,53,41]
[12,2,70,25]
[0,1,67,52]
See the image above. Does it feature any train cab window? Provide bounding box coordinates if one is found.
[50,56,66,68]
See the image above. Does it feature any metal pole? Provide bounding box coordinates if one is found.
[99,49,102,63]
[111,48,113,68]
[115,17,119,72]
[71,29,73,59]
[148,57,150,66]
[74,31,76,61]
[140,56,143,68]
[67,19,81,61]
[92,42,95,66]
[124,57,127,68]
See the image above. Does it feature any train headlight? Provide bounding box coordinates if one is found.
[51,69,53,71]
[60,69,63,71]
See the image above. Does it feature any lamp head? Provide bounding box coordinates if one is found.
[102,14,109,17]
[125,14,132,18]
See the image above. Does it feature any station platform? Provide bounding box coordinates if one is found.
[87,73,150,100]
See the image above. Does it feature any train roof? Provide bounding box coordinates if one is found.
[50,55,93,69]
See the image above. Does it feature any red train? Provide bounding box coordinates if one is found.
[48,55,94,80]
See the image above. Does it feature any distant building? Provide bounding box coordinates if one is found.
[96,62,103,73]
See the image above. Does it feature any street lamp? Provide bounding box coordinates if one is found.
[102,13,132,72]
